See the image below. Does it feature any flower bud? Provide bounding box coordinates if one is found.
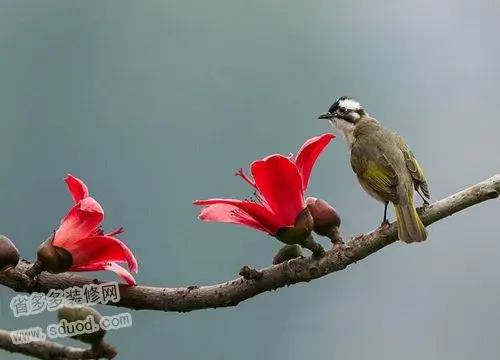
[36,234,73,274]
[275,208,313,245]
[57,306,106,345]
[272,244,302,265]
[0,235,20,271]
[306,197,341,237]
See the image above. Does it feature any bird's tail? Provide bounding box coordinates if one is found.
[393,186,427,243]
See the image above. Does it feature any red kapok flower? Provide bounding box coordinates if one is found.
[36,175,138,285]
[193,133,334,238]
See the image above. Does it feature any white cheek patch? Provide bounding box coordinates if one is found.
[330,119,355,138]
[338,98,361,111]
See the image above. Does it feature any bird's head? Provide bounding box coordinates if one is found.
[318,96,367,140]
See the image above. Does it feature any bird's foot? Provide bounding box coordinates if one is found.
[379,219,390,230]
[417,201,430,215]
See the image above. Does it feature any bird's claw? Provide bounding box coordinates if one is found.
[380,219,390,230]
[416,202,430,215]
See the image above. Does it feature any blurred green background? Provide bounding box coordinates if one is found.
[1,1,499,359]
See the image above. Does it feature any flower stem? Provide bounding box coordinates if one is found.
[328,227,343,248]
[301,235,325,258]
[25,260,44,279]
[272,244,302,265]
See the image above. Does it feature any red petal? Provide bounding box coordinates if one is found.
[103,262,136,285]
[294,133,334,190]
[65,174,90,203]
[193,198,282,234]
[198,203,269,233]
[250,155,305,226]
[64,235,138,272]
[71,262,136,285]
[54,197,104,248]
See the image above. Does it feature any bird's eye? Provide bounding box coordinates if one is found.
[340,107,347,113]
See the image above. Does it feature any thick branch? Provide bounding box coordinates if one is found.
[0,174,498,313]
[0,329,116,359]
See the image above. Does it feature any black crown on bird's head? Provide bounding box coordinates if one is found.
[329,96,363,114]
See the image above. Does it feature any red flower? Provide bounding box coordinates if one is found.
[51,175,138,285]
[193,133,334,235]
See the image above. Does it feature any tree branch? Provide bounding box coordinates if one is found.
[0,329,116,359]
[0,174,498,313]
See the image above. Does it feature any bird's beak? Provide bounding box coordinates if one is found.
[318,112,332,120]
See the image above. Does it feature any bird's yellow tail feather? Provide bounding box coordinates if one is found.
[393,189,427,243]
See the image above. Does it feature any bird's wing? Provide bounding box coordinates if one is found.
[350,141,399,202]
[395,135,430,199]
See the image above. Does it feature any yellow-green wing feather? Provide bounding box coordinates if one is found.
[350,143,399,202]
[396,135,430,199]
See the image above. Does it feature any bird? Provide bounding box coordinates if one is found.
[318,96,429,243]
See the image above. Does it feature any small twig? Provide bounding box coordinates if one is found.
[91,340,117,359]
[328,227,343,247]
[239,266,263,280]
[300,235,326,258]
[0,329,117,359]
[25,260,44,280]
[1,267,31,289]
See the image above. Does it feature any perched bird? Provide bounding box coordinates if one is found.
[318,96,429,243]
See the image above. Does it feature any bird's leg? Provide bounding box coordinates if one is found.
[416,189,429,206]
[380,202,390,229]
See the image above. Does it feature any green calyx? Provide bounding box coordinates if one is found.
[275,207,314,245]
